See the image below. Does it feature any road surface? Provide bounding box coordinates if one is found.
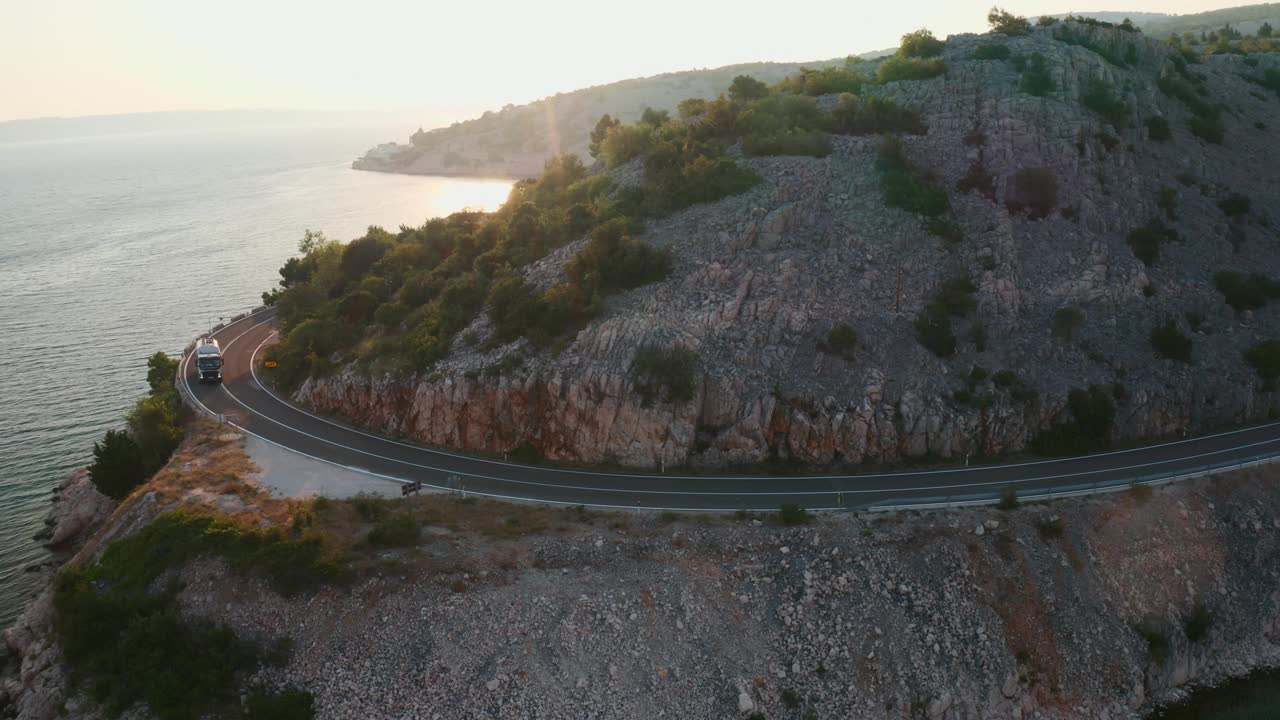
[181,308,1280,511]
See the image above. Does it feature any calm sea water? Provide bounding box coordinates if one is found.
[0,125,511,627]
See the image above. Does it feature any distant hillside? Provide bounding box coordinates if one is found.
[1064,3,1280,37]
[352,53,891,178]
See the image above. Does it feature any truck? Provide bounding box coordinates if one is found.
[195,338,223,384]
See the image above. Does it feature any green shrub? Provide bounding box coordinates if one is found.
[877,136,950,216]
[1005,167,1058,219]
[1018,53,1055,96]
[1137,623,1170,663]
[927,218,964,243]
[996,488,1019,510]
[1030,385,1116,455]
[1146,115,1171,140]
[972,43,1011,60]
[900,29,946,58]
[677,98,707,119]
[52,513,342,720]
[779,504,812,525]
[1190,114,1225,144]
[1053,307,1085,340]
[1126,219,1178,266]
[742,129,832,157]
[1156,186,1178,218]
[631,344,698,405]
[567,219,671,296]
[914,275,977,357]
[1219,193,1251,217]
[89,430,147,501]
[1246,341,1280,382]
[776,66,867,96]
[957,162,996,199]
[367,513,421,546]
[89,352,182,499]
[876,56,947,83]
[1183,604,1214,643]
[1082,80,1131,128]
[988,7,1030,36]
[1151,320,1193,362]
[728,75,770,103]
[819,323,858,358]
[1214,271,1280,311]
[830,95,925,134]
[246,688,316,720]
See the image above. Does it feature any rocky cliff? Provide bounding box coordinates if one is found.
[304,24,1280,469]
[6,457,1280,719]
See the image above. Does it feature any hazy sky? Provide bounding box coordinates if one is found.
[0,1,1248,124]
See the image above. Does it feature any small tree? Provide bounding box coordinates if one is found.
[89,429,146,500]
[728,75,770,103]
[677,98,707,119]
[988,7,1030,36]
[588,114,620,158]
[631,344,698,405]
[1053,307,1084,340]
[1006,167,1058,219]
[1219,193,1251,217]
[1246,341,1280,384]
[899,29,946,58]
[1150,320,1193,362]
[1260,21,1273,38]
[819,323,858,358]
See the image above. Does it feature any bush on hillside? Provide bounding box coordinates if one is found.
[1246,341,1280,384]
[742,129,832,157]
[1030,385,1116,455]
[1150,320,1193,362]
[818,323,858,359]
[88,352,182,499]
[914,275,977,357]
[1081,80,1131,128]
[972,43,1011,60]
[1018,53,1055,96]
[89,430,147,500]
[988,7,1030,36]
[1005,167,1058,219]
[728,75,770,103]
[631,344,698,405]
[1219,193,1251,217]
[900,29,946,58]
[877,136,950,216]
[1053,306,1085,340]
[1214,270,1280,311]
[876,56,947,83]
[1146,115,1171,141]
[588,114,620,158]
[776,66,867,96]
[1126,219,1179,266]
[677,98,707,119]
[830,95,925,134]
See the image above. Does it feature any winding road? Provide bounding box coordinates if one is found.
[181,308,1280,511]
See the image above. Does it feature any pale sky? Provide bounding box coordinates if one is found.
[0,0,1248,124]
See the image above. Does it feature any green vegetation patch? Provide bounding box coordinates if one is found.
[818,323,858,359]
[631,344,698,405]
[1126,219,1180,266]
[1081,79,1131,128]
[877,56,947,83]
[1005,167,1058,219]
[877,136,950,217]
[972,43,1011,60]
[1018,53,1055,97]
[914,274,977,358]
[1246,341,1280,385]
[1150,319,1193,362]
[90,352,183,500]
[1030,385,1117,456]
[830,95,925,135]
[53,512,334,719]
[1214,271,1280,311]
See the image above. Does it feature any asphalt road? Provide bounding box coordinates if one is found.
[181,308,1280,511]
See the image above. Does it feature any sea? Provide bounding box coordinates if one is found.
[0,122,512,628]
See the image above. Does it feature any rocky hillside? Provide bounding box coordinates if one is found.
[351,56,888,178]
[281,16,1280,470]
[6,441,1280,719]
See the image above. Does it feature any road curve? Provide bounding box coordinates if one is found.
[182,308,1280,511]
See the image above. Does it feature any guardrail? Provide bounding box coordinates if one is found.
[863,451,1280,512]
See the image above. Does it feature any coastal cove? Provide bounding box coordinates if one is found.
[0,124,511,628]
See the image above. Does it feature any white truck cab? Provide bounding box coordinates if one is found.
[195,338,223,384]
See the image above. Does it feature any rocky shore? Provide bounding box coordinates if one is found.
[5,450,1280,719]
